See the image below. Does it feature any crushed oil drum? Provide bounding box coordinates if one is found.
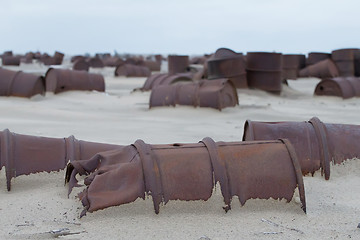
[66,138,306,217]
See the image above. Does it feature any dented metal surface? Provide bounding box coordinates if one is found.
[242,117,360,180]
[140,72,193,91]
[207,48,247,88]
[314,77,360,99]
[0,67,45,97]
[45,68,105,93]
[115,64,151,77]
[0,129,120,191]
[149,79,238,110]
[246,52,283,93]
[65,138,306,217]
[299,59,339,78]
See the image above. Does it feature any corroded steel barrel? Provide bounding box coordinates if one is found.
[306,52,331,66]
[88,57,105,68]
[207,48,247,88]
[144,61,161,71]
[115,64,151,77]
[314,77,360,99]
[282,54,306,80]
[0,68,44,98]
[242,117,360,180]
[190,56,207,65]
[141,72,193,91]
[41,51,64,65]
[331,48,360,77]
[21,53,33,64]
[0,129,121,191]
[246,52,283,92]
[45,68,105,93]
[66,138,305,216]
[168,55,189,74]
[54,51,64,65]
[149,79,238,110]
[73,58,90,71]
[102,57,124,67]
[1,56,21,66]
[71,55,85,63]
[125,57,145,66]
[297,54,306,69]
[299,59,339,78]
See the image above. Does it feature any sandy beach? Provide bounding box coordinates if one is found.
[0,61,359,239]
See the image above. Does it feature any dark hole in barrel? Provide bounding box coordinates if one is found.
[319,86,324,91]
[60,86,65,90]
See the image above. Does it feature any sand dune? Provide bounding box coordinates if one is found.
[0,63,359,239]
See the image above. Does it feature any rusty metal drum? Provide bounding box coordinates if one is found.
[306,52,331,66]
[243,117,360,180]
[168,55,189,74]
[115,64,151,77]
[149,79,238,110]
[66,138,306,216]
[207,48,247,88]
[246,52,283,92]
[45,68,105,93]
[73,58,90,71]
[0,129,121,191]
[331,48,360,77]
[0,68,44,98]
[1,56,21,66]
[314,77,360,99]
[299,59,339,78]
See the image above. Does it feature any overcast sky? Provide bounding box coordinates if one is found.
[0,0,359,56]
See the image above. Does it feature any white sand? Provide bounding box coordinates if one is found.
[0,63,359,239]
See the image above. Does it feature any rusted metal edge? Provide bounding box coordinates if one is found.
[1,129,14,191]
[242,120,255,141]
[65,135,80,162]
[279,138,306,213]
[246,68,283,73]
[309,117,331,180]
[200,137,231,212]
[132,140,163,214]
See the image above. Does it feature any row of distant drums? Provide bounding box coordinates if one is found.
[160,48,360,98]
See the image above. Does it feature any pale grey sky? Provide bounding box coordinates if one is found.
[0,0,359,55]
